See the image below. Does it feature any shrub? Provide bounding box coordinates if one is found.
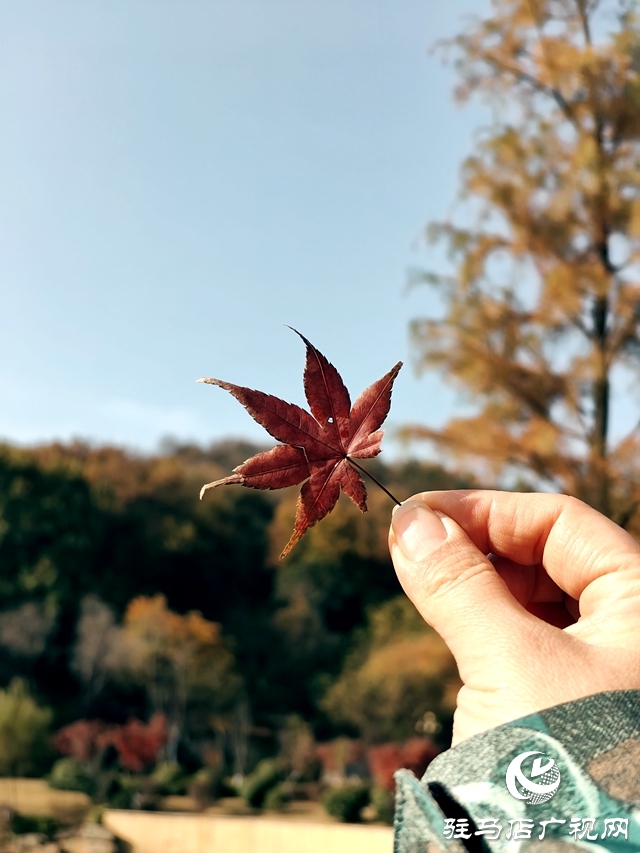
[370,785,394,825]
[321,783,370,823]
[101,713,168,772]
[368,739,439,792]
[150,761,188,795]
[11,812,58,838]
[240,759,285,808]
[188,765,225,806]
[263,782,290,811]
[104,775,162,811]
[48,757,93,795]
[107,783,133,810]
[86,805,106,825]
[52,719,107,762]
[0,679,53,776]
[401,738,440,781]
[315,738,368,782]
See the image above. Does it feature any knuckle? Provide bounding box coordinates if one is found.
[420,543,493,599]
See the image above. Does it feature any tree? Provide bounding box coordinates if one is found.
[0,602,55,659]
[1,440,274,722]
[0,445,102,611]
[321,597,460,743]
[71,596,120,711]
[113,595,241,762]
[263,461,473,726]
[408,0,640,526]
[26,440,275,624]
[0,679,52,776]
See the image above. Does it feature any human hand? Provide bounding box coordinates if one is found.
[388,490,640,745]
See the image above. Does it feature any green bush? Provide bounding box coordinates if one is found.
[150,761,188,795]
[11,812,58,838]
[48,757,93,795]
[299,756,323,783]
[104,775,133,809]
[188,765,225,805]
[240,759,285,809]
[86,805,106,825]
[370,785,394,825]
[108,786,133,810]
[263,782,290,811]
[90,768,120,806]
[322,783,370,823]
[0,679,53,777]
[116,773,161,810]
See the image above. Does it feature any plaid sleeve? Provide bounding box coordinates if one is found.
[394,690,640,853]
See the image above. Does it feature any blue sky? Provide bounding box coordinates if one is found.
[1,0,488,458]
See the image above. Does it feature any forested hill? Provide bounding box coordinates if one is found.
[0,439,471,744]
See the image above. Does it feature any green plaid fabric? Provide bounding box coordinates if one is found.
[394,691,640,852]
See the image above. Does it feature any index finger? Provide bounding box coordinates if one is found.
[416,490,640,601]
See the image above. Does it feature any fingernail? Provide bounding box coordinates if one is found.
[392,500,447,561]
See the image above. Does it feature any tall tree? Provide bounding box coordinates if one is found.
[408,0,640,525]
[113,595,241,762]
[322,597,459,743]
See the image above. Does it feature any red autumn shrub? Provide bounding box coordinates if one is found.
[54,714,168,772]
[367,743,403,791]
[100,712,168,772]
[402,737,440,779]
[314,742,335,773]
[401,737,440,779]
[368,738,440,792]
[52,719,108,762]
[315,738,368,779]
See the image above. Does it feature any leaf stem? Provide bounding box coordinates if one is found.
[347,458,402,506]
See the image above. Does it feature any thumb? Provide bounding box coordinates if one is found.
[389,499,539,683]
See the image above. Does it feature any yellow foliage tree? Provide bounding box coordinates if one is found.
[408,0,640,527]
[118,595,241,761]
[322,597,460,743]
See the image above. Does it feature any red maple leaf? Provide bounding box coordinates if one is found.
[198,330,402,558]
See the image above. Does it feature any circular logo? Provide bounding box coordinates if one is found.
[505,751,561,805]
